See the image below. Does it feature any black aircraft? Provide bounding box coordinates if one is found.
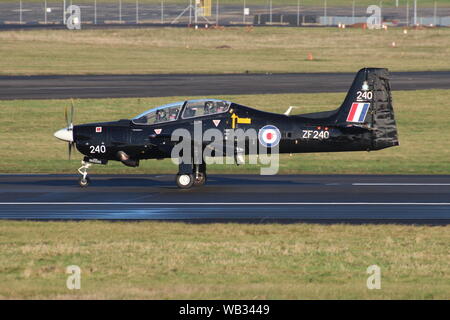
[54,68,399,189]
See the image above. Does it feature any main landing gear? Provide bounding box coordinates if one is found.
[176,163,207,189]
[75,159,206,189]
[77,160,92,188]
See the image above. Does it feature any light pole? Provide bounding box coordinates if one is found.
[434,1,437,26]
[136,0,139,24]
[161,0,164,24]
[406,0,409,26]
[269,0,272,24]
[189,0,192,25]
[352,0,355,25]
[216,0,219,26]
[413,0,417,25]
[194,0,198,27]
[119,0,122,23]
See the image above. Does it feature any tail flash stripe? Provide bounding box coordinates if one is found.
[347,102,370,123]
[358,103,370,122]
[346,103,359,122]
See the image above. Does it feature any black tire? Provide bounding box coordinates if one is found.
[176,174,194,189]
[193,172,207,187]
[78,176,91,188]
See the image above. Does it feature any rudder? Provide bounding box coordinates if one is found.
[335,68,399,150]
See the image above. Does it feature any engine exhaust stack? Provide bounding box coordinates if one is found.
[117,151,139,167]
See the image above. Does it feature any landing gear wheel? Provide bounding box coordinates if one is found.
[78,176,91,188]
[193,172,207,187]
[176,174,194,189]
[77,160,92,188]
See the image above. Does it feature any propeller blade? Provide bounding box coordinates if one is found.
[70,99,75,129]
[68,142,72,160]
[63,100,75,160]
[64,105,69,128]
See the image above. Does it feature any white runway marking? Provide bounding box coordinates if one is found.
[353,183,450,186]
[0,202,450,206]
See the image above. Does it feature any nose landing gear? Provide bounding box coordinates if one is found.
[77,160,92,188]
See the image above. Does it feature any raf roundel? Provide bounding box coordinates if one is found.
[258,125,281,148]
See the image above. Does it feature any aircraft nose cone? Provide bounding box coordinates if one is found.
[54,127,73,142]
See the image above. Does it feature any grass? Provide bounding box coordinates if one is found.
[0,221,448,299]
[0,89,449,175]
[1,27,450,75]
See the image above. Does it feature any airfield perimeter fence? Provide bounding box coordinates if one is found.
[1,0,450,27]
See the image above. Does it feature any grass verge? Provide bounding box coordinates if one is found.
[0,221,448,299]
[1,27,450,75]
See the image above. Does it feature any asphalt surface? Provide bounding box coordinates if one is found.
[2,71,450,100]
[1,174,449,224]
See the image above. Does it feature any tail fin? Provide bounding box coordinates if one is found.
[336,68,399,150]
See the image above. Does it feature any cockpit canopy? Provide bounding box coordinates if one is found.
[132,102,183,125]
[132,99,231,125]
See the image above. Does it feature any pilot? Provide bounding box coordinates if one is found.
[204,101,216,114]
[155,109,167,123]
[216,101,226,113]
[169,108,178,121]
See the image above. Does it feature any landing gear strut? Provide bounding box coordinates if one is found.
[193,163,207,187]
[77,160,92,188]
[176,163,207,189]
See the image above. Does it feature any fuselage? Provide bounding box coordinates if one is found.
[72,101,378,165]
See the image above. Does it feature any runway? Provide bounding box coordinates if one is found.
[1,71,450,100]
[0,174,449,224]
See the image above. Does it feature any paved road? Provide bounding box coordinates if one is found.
[1,71,450,100]
[0,174,449,224]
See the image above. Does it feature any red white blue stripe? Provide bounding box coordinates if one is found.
[346,102,370,123]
